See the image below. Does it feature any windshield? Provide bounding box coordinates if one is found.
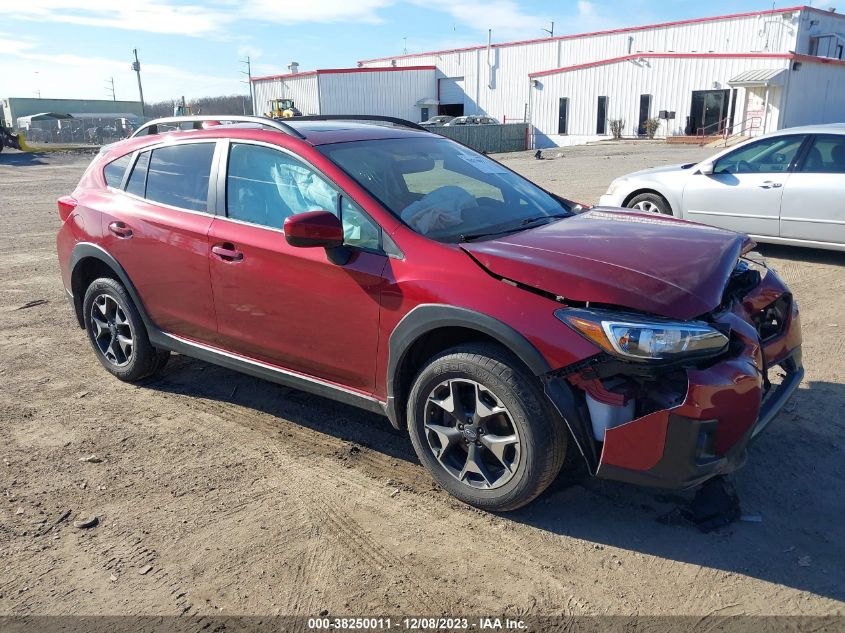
[318,137,570,242]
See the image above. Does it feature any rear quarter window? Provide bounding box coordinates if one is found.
[103,154,132,188]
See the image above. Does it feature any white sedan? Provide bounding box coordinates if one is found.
[599,124,845,252]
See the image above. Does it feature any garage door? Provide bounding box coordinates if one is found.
[439,77,465,104]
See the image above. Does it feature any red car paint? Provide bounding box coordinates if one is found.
[461,208,755,320]
[56,120,803,490]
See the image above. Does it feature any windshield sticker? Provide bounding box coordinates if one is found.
[457,154,508,174]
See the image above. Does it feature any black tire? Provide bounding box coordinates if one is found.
[626,192,672,215]
[82,277,170,382]
[407,343,567,512]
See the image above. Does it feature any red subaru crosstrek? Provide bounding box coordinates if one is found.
[56,115,803,511]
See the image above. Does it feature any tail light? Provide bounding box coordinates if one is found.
[57,196,78,222]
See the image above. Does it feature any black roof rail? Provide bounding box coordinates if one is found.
[131,115,305,139]
[291,115,429,132]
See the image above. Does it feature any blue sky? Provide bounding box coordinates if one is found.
[1,0,811,102]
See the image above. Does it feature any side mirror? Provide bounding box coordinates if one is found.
[698,161,715,176]
[284,211,343,249]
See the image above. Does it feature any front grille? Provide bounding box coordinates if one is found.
[752,295,791,342]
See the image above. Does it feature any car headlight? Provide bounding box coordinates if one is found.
[604,179,626,196]
[555,308,729,362]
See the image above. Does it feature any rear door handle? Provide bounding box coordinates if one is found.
[108,221,133,239]
[211,243,244,262]
[759,181,783,189]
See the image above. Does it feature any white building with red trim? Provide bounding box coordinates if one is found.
[253,5,845,147]
[251,66,438,122]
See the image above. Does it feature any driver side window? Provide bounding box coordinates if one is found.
[714,135,805,175]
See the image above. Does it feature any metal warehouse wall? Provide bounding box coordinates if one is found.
[794,10,845,56]
[359,10,804,124]
[529,56,791,147]
[252,74,320,115]
[781,60,845,128]
[317,69,436,122]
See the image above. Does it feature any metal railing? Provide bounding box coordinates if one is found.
[696,117,729,138]
[719,116,763,147]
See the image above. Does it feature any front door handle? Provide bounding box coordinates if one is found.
[108,221,133,239]
[211,243,244,262]
[759,181,783,189]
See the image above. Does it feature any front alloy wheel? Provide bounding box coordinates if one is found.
[424,378,520,489]
[407,343,567,511]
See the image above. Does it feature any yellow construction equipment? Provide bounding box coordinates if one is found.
[266,98,301,119]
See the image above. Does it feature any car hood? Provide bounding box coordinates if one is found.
[623,163,694,179]
[461,208,753,320]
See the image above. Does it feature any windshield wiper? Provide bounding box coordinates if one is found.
[459,214,570,242]
[518,213,570,227]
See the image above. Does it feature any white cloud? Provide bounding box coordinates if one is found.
[0,35,241,101]
[239,0,393,24]
[7,0,231,36]
[413,0,549,39]
[7,0,398,36]
[578,1,596,18]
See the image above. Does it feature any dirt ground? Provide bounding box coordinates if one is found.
[1,143,843,624]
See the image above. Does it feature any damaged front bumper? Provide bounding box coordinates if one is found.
[546,267,804,490]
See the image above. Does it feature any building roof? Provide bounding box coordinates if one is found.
[357,6,827,65]
[728,68,788,85]
[252,65,436,83]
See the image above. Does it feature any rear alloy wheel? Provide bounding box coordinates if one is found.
[83,277,170,382]
[627,192,671,215]
[407,343,567,511]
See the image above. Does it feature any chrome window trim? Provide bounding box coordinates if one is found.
[113,138,220,216]
[220,138,390,255]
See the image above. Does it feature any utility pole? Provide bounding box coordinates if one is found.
[403,37,408,55]
[132,49,145,116]
[106,77,116,101]
[240,56,254,115]
[542,21,554,38]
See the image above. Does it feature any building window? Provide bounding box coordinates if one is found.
[596,96,608,135]
[810,35,844,59]
[558,98,569,135]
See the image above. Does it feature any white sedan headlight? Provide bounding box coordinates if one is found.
[555,308,729,362]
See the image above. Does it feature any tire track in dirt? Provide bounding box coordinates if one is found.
[149,386,455,618]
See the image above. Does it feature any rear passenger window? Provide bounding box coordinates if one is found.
[103,154,132,188]
[125,151,150,197]
[799,135,845,173]
[145,143,215,212]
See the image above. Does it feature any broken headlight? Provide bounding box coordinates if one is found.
[555,308,729,362]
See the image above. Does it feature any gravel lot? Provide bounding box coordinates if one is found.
[1,143,843,623]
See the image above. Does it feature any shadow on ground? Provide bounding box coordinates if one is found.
[0,151,49,165]
[145,350,845,604]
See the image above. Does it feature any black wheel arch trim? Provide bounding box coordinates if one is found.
[386,304,597,471]
[68,242,155,331]
[385,304,550,427]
